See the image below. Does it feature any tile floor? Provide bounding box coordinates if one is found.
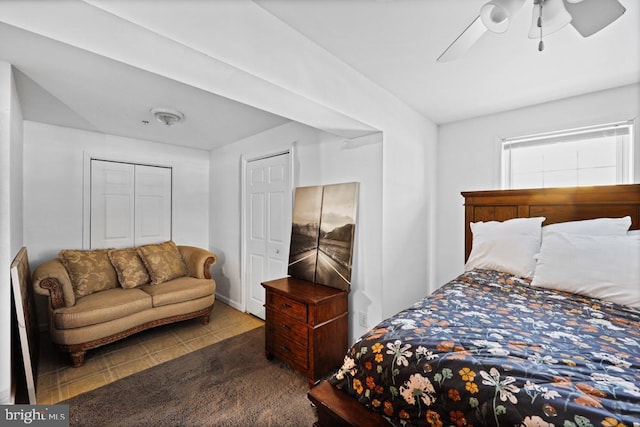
[36,302,264,404]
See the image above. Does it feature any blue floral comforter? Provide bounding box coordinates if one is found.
[329,269,640,426]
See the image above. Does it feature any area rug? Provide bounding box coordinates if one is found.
[63,327,316,426]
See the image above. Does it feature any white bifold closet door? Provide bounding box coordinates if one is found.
[90,160,171,249]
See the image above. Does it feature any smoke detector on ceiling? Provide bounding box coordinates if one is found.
[151,107,184,126]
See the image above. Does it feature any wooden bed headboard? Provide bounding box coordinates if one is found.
[462,184,640,261]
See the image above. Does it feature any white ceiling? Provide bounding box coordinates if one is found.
[257,0,640,124]
[0,19,291,150]
[1,0,638,150]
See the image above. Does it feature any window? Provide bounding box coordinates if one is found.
[502,121,634,189]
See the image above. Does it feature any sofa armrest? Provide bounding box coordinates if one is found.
[32,259,76,309]
[178,246,217,280]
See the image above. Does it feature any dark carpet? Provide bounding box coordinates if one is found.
[63,327,316,426]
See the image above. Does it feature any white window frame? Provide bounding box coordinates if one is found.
[501,121,634,189]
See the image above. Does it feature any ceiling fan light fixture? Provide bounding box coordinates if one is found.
[564,0,626,37]
[151,107,184,126]
[437,0,625,61]
[528,0,572,39]
[480,0,526,33]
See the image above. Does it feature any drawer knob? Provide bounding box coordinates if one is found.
[281,303,292,309]
[281,324,291,330]
[280,345,291,353]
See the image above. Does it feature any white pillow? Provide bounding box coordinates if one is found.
[532,231,640,309]
[628,229,640,239]
[465,217,546,278]
[542,216,631,238]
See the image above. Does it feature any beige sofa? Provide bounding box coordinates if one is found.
[32,241,216,367]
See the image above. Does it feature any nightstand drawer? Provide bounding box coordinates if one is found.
[268,293,307,322]
[270,330,308,369]
[266,310,308,344]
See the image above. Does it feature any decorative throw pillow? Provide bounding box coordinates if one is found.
[464,217,546,279]
[108,248,151,289]
[136,241,188,285]
[59,249,119,298]
[532,231,640,309]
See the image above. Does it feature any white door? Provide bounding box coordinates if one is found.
[91,160,171,249]
[134,165,172,245]
[91,161,135,248]
[245,153,291,319]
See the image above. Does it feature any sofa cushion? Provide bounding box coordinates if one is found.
[137,241,188,285]
[59,249,119,298]
[49,295,214,346]
[140,277,215,307]
[108,248,151,289]
[53,288,152,330]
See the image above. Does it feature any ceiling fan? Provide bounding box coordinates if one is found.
[437,0,626,62]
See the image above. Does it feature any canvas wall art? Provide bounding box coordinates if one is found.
[288,182,359,291]
[288,185,323,283]
[11,247,39,403]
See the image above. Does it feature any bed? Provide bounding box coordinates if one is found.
[308,184,640,427]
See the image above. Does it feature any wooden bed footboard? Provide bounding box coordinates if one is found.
[308,380,388,427]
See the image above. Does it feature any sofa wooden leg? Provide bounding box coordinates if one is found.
[70,351,86,367]
[201,314,210,325]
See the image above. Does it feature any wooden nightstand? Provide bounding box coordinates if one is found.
[262,277,349,386]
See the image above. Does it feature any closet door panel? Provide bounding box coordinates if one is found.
[90,161,171,249]
[91,161,135,249]
[134,165,172,245]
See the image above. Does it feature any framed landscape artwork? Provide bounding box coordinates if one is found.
[288,182,359,291]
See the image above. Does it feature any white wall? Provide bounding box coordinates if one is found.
[9,68,24,403]
[0,62,24,404]
[0,63,11,405]
[436,83,640,285]
[10,72,23,273]
[210,121,383,342]
[23,121,211,329]
[217,6,439,318]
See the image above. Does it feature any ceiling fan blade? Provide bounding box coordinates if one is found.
[563,0,626,37]
[437,16,487,62]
